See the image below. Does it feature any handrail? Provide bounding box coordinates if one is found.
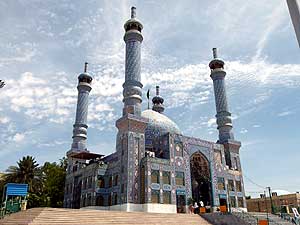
[232,209,285,225]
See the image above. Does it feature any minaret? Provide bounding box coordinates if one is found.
[152,86,164,113]
[68,62,92,155]
[209,48,234,143]
[122,6,143,116]
[116,7,148,205]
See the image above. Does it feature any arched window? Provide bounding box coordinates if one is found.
[114,175,118,186]
[96,195,104,206]
[108,195,112,206]
[109,176,113,187]
[114,193,118,205]
[98,177,105,188]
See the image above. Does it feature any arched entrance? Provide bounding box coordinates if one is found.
[190,152,212,210]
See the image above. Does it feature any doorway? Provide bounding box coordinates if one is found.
[190,152,212,210]
[176,193,186,213]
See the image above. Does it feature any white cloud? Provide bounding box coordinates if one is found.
[0,116,10,124]
[277,111,294,117]
[207,118,216,128]
[240,128,248,134]
[12,133,25,143]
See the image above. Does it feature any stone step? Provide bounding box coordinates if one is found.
[0,208,212,225]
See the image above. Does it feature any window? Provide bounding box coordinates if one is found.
[87,194,92,206]
[98,177,105,188]
[151,190,160,203]
[151,170,159,184]
[238,197,244,207]
[82,196,86,207]
[175,172,185,186]
[217,177,225,190]
[108,195,112,206]
[163,191,171,204]
[88,176,92,189]
[96,195,104,206]
[233,157,239,170]
[82,178,87,190]
[230,196,236,207]
[228,179,234,191]
[109,176,113,187]
[236,181,242,192]
[121,184,125,193]
[214,150,222,165]
[113,193,118,205]
[114,175,119,186]
[162,171,170,185]
[175,142,183,157]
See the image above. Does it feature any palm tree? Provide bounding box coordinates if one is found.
[5,156,40,192]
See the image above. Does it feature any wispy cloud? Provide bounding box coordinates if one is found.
[277,111,295,117]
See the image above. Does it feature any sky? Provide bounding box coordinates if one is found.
[0,0,299,197]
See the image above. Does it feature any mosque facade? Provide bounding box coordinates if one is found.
[63,7,247,213]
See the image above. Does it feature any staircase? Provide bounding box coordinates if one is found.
[0,208,212,225]
[201,212,251,225]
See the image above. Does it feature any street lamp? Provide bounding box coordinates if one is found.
[0,80,5,88]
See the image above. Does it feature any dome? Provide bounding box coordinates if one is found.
[141,109,181,135]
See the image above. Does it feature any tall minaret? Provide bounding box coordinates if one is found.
[122,6,143,116]
[116,7,148,205]
[68,62,92,155]
[152,86,164,113]
[209,48,234,143]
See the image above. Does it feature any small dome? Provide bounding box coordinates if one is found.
[141,109,181,135]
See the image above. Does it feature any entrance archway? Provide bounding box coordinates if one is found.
[190,152,212,209]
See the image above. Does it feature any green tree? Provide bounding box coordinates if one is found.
[41,161,66,207]
[1,156,66,209]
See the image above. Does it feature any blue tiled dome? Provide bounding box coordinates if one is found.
[141,109,181,135]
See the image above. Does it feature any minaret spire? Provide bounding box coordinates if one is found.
[122,6,144,116]
[152,86,164,113]
[209,48,234,143]
[68,62,93,155]
[131,6,136,19]
[84,62,88,73]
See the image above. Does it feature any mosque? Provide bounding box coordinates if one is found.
[63,7,247,213]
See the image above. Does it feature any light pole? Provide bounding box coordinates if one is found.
[0,80,5,88]
[267,187,274,214]
[264,190,269,222]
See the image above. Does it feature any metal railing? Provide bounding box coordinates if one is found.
[232,209,285,225]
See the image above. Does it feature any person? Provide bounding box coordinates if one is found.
[200,201,204,207]
[193,202,199,214]
[188,203,194,214]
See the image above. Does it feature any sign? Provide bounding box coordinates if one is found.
[162,184,172,191]
[176,190,186,195]
[5,183,28,197]
[219,194,227,199]
[150,183,160,190]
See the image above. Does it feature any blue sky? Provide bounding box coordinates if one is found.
[0,0,299,197]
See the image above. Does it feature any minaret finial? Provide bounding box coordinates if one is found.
[84,62,88,73]
[152,85,164,113]
[212,48,218,59]
[131,6,136,19]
